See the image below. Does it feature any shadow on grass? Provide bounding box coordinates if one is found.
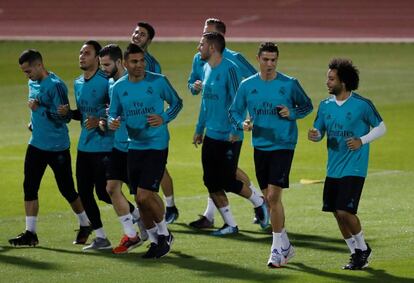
[3,245,287,282]
[287,262,414,283]
[0,246,60,270]
[171,223,349,253]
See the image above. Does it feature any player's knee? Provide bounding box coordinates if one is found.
[226,180,243,194]
[61,189,79,203]
[335,210,350,223]
[106,182,119,196]
[96,189,112,204]
[23,186,38,201]
[267,189,282,204]
[135,189,151,206]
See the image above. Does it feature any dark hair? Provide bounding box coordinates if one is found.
[83,40,102,57]
[124,43,145,60]
[99,44,123,62]
[18,49,43,65]
[328,58,359,91]
[258,42,279,57]
[205,18,226,34]
[137,22,155,40]
[203,32,225,54]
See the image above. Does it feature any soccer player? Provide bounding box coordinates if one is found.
[9,49,90,247]
[229,42,313,267]
[108,43,182,259]
[60,40,114,251]
[98,44,147,254]
[188,18,266,230]
[193,32,267,236]
[131,22,179,224]
[308,58,386,270]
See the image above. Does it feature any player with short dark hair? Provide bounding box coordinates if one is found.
[9,49,90,247]
[308,58,386,270]
[131,22,180,224]
[58,40,115,251]
[188,18,265,230]
[98,44,147,254]
[192,33,267,236]
[230,42,313,267]
[109,43,182,259]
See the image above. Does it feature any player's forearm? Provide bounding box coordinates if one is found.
[360,122,386,144]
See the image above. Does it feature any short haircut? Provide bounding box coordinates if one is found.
[203,32,225,54]
[258,42,279,57]
[124,43,145,60]
[205,18,226,34]
[18,49,43,65]
[137,22,155,40]
[99,44,123,62]
[84,40,102,57]
[328,58,360,91]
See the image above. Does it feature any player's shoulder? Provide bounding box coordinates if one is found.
[351,92,373,105]
[112,75,128,87]
[145,71,165,81]
[95,69,109,81]
[239,73,260,88]
[276,72,297,82]
[319,95,336,106]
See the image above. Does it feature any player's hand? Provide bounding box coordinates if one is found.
[27,122,33,132]
[193,80,203,93]
[98,119,107,132]
[308,128,321,142]
[276,105,289,118]
[28,99,39,111]
[84,116,99,130]
[57,104,70,116]
[243,119,253,131]
[108,116,121,130]
[346,137,362,151]
[193,134,203,148]
[147,114,163,127]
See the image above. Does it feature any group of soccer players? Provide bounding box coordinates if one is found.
[9,18,386,270]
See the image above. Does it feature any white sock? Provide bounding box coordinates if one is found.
[353,231,368,251]
[25,216,37,233]
[271,232,283,252]
[95,228,107,239]
[147,226,158,244]
[131,207,140,220]
[203,197,216,221]
[165,195,175,207]
[344,237,356,254]
[281,228,291,250]
[76,211,90,227]
[156,219,169,236]
[218,205,237,227]
[248,189,264,208]
[250,182,262,196]
[119,214,136,238]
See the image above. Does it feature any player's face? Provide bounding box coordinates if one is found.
[99,55,118,78]
[257,51,277,77]
[131,26,150,49]
[124,52,146,79]
[79,44,99,71]
[326,69,344,95]
[20,61,43,81]
[198,37,211,61]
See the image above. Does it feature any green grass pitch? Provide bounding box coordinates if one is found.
[0,41,413,282]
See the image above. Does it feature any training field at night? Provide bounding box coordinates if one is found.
[0,41,413,282]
